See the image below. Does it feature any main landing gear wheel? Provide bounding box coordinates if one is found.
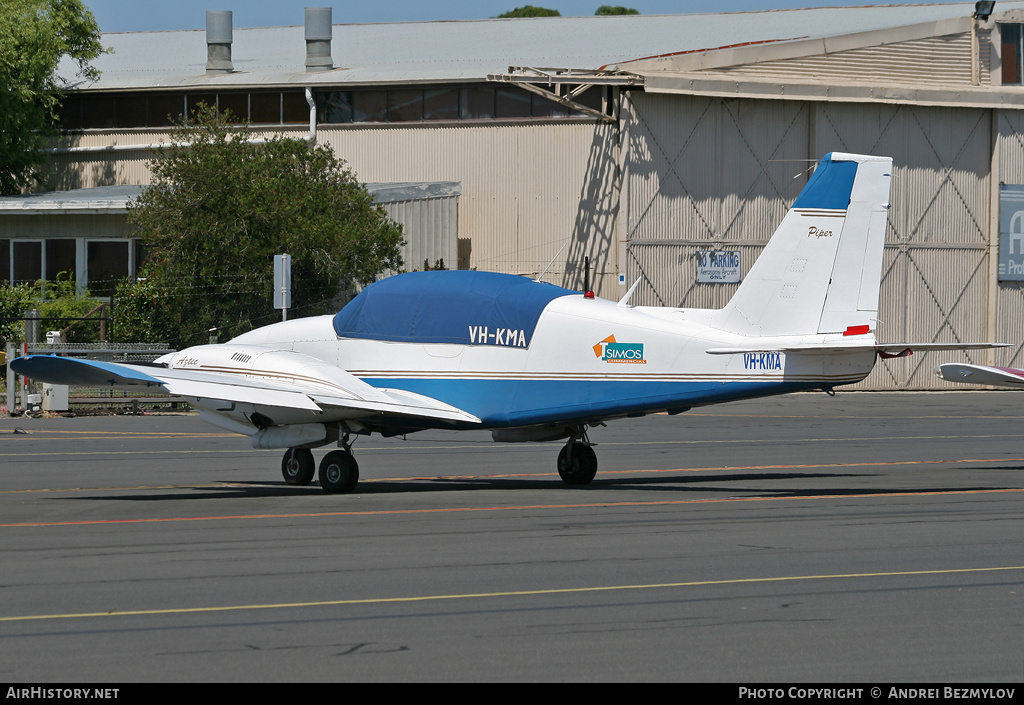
[281,448,315,486]
[557,442,598,486]
[318,450,360,494]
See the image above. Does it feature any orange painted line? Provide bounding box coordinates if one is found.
[2,487,1022,529]
[4,454,1023,496]
[2,455,1023,496]
[392,456,1024,481]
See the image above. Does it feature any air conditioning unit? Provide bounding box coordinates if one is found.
[41,384,69,412]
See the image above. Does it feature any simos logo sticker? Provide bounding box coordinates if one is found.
[593,335,646,364]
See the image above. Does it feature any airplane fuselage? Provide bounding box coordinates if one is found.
[172,292,877,433]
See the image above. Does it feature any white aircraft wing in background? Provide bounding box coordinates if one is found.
[935,363,1024,388]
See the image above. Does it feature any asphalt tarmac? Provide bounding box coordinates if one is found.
[0,391,1022,683]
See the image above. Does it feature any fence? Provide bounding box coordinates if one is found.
[3,342,178,416]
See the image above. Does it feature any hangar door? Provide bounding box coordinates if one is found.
[622,92,993,390]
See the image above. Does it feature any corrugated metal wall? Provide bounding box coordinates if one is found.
[623,92,998,389]
[622,93,811,309]
[818,102,992,389]
[994,110,1024,372]
[48,122,622,297]
[319,121,620,296]
[711,32,987,86]
[42,127,308,190]
[377,196,459,273]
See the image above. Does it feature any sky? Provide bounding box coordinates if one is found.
[84,0,976,33]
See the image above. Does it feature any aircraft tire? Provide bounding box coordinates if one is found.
[281,448,315,486]
[319,450,359,494]
[557,442,598,486]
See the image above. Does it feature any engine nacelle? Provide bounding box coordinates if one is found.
[157,344,366,401]
[252,423,336,450]
[491,426,572,443]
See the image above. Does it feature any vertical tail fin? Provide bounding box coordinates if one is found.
[714,152,892,338]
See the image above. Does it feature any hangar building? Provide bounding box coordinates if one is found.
[4,2,1024,389]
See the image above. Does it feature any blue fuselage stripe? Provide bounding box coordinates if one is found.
[361,378,821,427]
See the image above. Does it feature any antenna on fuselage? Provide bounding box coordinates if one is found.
[617,277,642,308]
[535,241,568,283]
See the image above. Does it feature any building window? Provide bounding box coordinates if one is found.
[352,91,388,123]
[316,83,602,124]
[2,240,73,286]
[424,87,460,120]
[12,241,42,285]
[45,240,76,282]
[87,241,129,296]
[58,85,605,131]
[1003,23,1023,85]
[495,86,532,118]
[59,91,307,129]
[461,86,495,119]
[388,89,424,123]
[0,237,149,296]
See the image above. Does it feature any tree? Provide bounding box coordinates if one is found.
[0,0,105,195]
[0,282,35,347]
[121,105,405,348]
[595,5,638,14]
[497,6,561,17]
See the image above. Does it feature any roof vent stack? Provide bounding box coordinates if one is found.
[205,11,234,74]
[305,7,333,72]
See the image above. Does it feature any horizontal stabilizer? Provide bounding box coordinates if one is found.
[936,363,1024,387]
[707,342,1010,356]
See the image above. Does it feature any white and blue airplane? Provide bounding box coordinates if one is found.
[12,152,998,493]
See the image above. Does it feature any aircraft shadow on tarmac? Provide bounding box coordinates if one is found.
[65,471,1009,501]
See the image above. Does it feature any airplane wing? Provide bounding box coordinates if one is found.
[9,355,481,425]
[935,362,1024,387]
[706,342,1011,356]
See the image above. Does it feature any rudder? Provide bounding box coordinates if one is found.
[712,152,892,338]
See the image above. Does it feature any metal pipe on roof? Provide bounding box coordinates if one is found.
[206,11,234,74]
[305,88,316,143]
[305,7,333,72]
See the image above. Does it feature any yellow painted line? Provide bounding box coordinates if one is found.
[2,487,1022,528]
[2,565,1020,623]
